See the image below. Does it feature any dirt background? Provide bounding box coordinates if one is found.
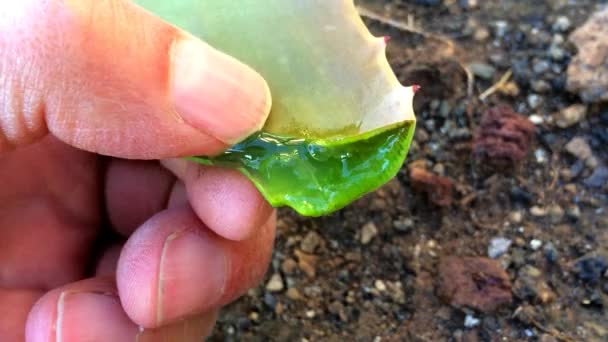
[210,1,608,341]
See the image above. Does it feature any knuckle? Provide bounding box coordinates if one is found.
[0,75,47,151]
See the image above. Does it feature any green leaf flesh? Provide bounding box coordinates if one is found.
[189,122,415,216]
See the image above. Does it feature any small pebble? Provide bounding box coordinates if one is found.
[570,160,586,178]
[552,16,571,32]
[530,239,543,251]
[393,218,414,232]
[225,325,236,335]
[556,104,587,128]
[529,114,544,125]
[489,52,509,67]
[509,211,523,224]
[531,80,551,93]
[459,0,479,9]
[432,163,446,175]
[265,273,285,293]
[560,169,573,182]
[493,20,509,37]
[530,206,547,217]
[448,128,472,140]
[548,44,566,61]
[527,94,543,109]
[565,137,593,161]
[566,205,581,220]
[263,293,277,308]
[474,27,490,41]
[374,279,387,292]
[586,156,599,169]
[439,101,452,118]
[385,281,406,304]
[548,204,564,223]
[281,258,298,274]
[528,27,552,46]
[535,149,549,164]
[584,166,608,188]
[552,34,565,45]
[469,62,496,80]
[464,314,481,328]
[416,129,430,143]
[286,287,303,300]
[300,231,323,254]
[488,237,512,259]
[543,242,559,263]
[532,59,551,74]
[574,255,608,284]
[360,222,379,245]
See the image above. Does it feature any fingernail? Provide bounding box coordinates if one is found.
[171,36,271,144]
[56,292,137,342]
[157,229,226,325]
[136,312,218,342]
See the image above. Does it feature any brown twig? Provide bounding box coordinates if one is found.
[547,154,560,191]
[479,70,513,101]
[528,319,575,342]
[356,5,474,98]
[356,6,450,46]
[459,192,478,207]
[470,211,498,230]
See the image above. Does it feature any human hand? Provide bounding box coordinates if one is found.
[1,1,275,341]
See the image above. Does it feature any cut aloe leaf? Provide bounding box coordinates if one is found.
[135,0,417,216]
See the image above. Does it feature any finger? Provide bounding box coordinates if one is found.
[163,159,273,241]
[117,207,275,328]
[25,278,139,342]
[0,200,97,289]
[167,180,188,209]
[0,288,43,341]
[0,0,270,158]
[105,159,175,236]
[137,312,218,342]
[0,136,99,225]
[25,278,217,342]
[0,137,99,289]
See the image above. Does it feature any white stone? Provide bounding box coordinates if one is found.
[529,114,544,125]
[530,239,543,251]
[265,273,284,292]
[464,314,481,328]
[374,279,387,292]
[360,222,379,245]
[565,137,592,161]
[488,237,512,259]
[530,206,547,217]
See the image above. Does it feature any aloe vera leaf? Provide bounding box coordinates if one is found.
[135,0,417,216]
[189,123,415,216]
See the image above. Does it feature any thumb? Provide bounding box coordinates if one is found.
[0,0,271,158]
